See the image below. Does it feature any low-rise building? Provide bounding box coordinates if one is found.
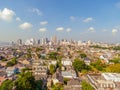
[61,58,72,66]
[102,73,120,82]
[64,79,82,90]
[61,70,77,78]
[32,60,48,80]
[87,74,120,90]
[52,68,63,84]
[6,67,19,77]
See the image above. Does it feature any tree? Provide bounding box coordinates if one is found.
[50,64,56,74]
[26,49,32,59]
[0,80,13,90]
[48,52,58,60]
[0,56,7,61]
[106,64,120,73]
[52,83,63,90]
[113,46,120,50]
[37,53,41,59]
[72,58,91,72]
[35,80,43,90]
[63,78,70,85]
[80,53,87,58]
[21,67,32,72]
[14,72,36,90]
[109,58,120,64]
[57,47,61,51]
[6,57,17,67]
[27,53,32,59]
[81,81,94,90]
[36,47,43,52]
[57,60,62,69]
[0,71,43,90]
[91,60,106,71]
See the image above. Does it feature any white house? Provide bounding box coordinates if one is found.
[61,59,72,66]
[6,67,19,77]
[102,73,120,82]
[61,70,77,78]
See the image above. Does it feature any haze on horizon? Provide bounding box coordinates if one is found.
[0,0,120,43]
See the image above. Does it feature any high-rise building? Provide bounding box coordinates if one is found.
[25,38,36,45]
[17,39,22,45]
[41,38,48,45]
[87,40,92,45]
[51,36,57,44]
[38,39,41,45]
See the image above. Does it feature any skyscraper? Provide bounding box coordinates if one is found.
[25,38,36,45]
[41,38,48,45]
[51,36,57,45]
[17,39,22,45]
[38,39,41,45]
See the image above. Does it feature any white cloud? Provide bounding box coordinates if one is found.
[39,28,47,32]
[40,21,48,25]
[83,17,93,23]
[56,27,64,31]
[88,27,95,32]
[31,8,42,16]
[19,22,33,30]
[115,25,120,29]
[70,16,84,22]
[0,8,15,21]
[112,29,118,34]
[70,16,76,21]
[102,29,108,32]
[16,17,21,21]
[66,28,71,32]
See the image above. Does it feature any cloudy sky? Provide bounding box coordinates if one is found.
[0,0,120,43]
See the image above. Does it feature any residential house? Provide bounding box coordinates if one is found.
[61,70,77,78]
[52,68,63,84]
[83,57,91,65]
[61,58,72,66]
[87,74,120,90]
[32,60,48,80]
[64,79,82,90]
[6,67,19,77]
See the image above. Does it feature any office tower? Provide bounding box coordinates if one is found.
[51,36,57,44]
[41,37,49,45]
[38,39,41,45]
[17,39,22,45]
[25,38,36,45]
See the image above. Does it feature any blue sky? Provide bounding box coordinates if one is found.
[0,0,120,43]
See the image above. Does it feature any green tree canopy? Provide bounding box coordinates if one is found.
[48,52,58,60]
[15,72,36,90]
[91,60,106,71]
[72,58,91,72]
[80,53,87,58]
[0,56,7,61]
[106,64,120,73]
[36,47,44,52]
[50,64,56,74]
[0,71,43,90]
[109,58,120,64]
[52,83,63,90]
[6,57,17,67]
[82,81,94,90]
[0,80,13,90]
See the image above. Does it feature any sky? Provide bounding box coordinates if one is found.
[0,0,120,43]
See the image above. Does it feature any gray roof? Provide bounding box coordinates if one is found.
[67,79,81,85]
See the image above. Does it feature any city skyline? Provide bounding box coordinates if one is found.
[0,0,120,43]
